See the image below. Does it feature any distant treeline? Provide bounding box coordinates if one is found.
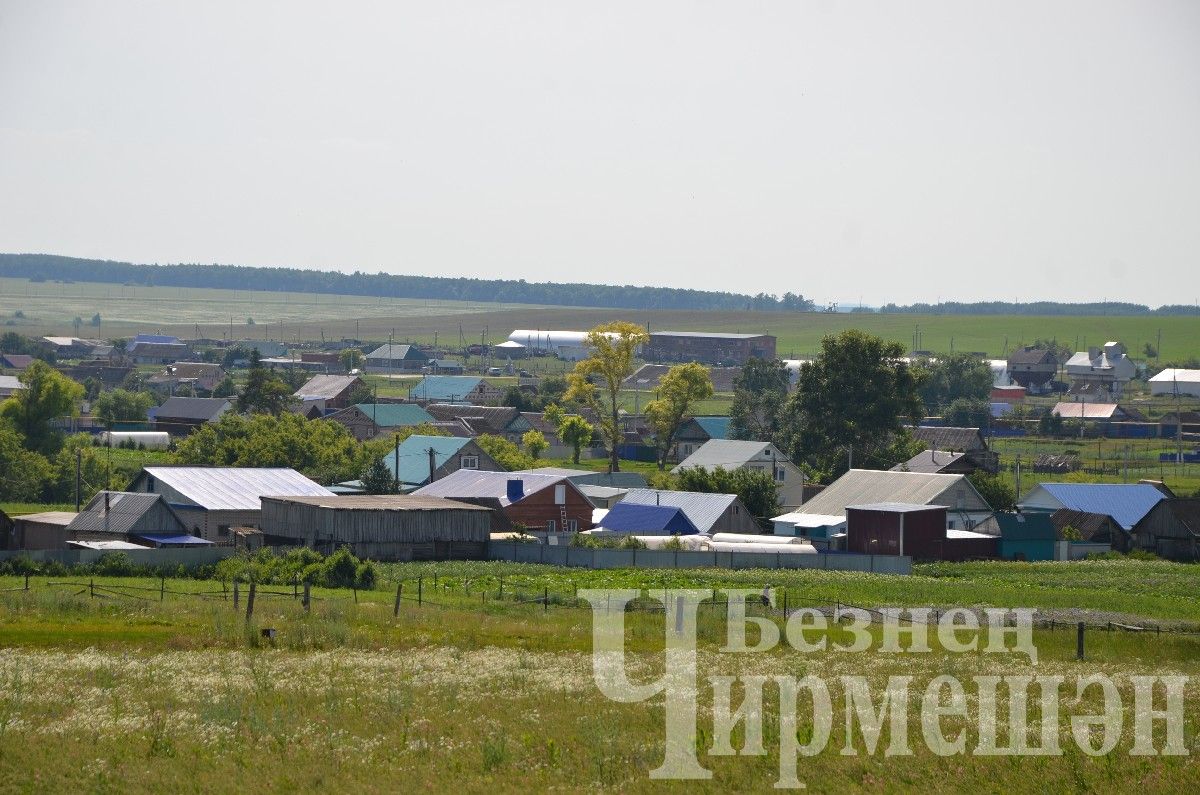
[0,254,815,313]
[875,301,1199,316]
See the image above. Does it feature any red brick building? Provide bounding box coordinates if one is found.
[845,502,997,561]
[412,470,593,533]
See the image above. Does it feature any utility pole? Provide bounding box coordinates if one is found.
[428,447,437,484]
[847,446,853,470]
[1015,456,1021,500]
[75,448,82,511]
[394,433,401,493]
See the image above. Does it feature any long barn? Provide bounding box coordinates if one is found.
[259,495,493,561]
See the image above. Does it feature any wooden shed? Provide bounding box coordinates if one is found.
[259,495,493,561]
[1131,500,1200,561]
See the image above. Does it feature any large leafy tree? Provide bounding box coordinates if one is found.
[674,466,781,519]
[558,414,594,464]
[780,330,925,481]
[0,428,53,501]
[92,388,155,425]
[474,434,533,471]
[644,363,714,469]
[236,349,295,416]
[564,321,649,473]
[968,470,1016,510]
[916,352,993,413]
[0,360,84,454]
[728,357,791,443]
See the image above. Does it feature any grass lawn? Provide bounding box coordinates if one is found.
[0,565,1197,791]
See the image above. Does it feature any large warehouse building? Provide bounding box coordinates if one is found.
[259,495,492,561]
[644,331,776,365]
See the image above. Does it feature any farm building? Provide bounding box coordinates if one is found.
[1018,483,1165,532]
[128,466,334,542]
[4,511,77,550]
[152,397,231,436]
[1065,342,1136,398]
[1006,347,1058,391]
[1130,499,1200,561]
[326,403,436,441]
[408,376,503,404]
[845,503,997,561]
[65,492,210,547]
[1149,369,1200,398]
[673,439,806,508]
[770,511,846,548]
[593,503,700,536]
[42,336,101,358]
[507,330,604,361]
[125,334,189,365]
[644,331,776,365]
[1050,402,1144,423]
[292,374,364,413]
[259,495,492,560]
[994,511,1057,561]
[619,488,759,534]
[380,435,502,491]
[413,470,594,533]
[364,343,427,373]
[794,469,995,530]
[1049,508,1128,552]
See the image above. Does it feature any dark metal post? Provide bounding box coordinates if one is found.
[245,581,256,621]
[418,577,423,606]
[303,581,311,612]
[90,578,94,599]
[1076,622,1085,660]
[544,586,548,611]
[233,581,239,610]
[394,583,403,616]
[160,577,165,602]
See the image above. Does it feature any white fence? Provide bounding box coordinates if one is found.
[488,541,911,575]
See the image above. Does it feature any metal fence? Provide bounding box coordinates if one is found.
[487,541,912,575]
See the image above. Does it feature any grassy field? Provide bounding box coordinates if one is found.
[5,276,1198,360]
[0,562,1197,791]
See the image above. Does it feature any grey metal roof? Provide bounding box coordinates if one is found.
[909,426,986,452]
[650,331,768,339]
[261,495,490,511]
[412,469,566,505]
[673,439,778,472]
[797,470,989,516]
[294,374,359,400]
[846,502,947,513]
[156,397,231,421]
[67,492,185,535]
[890,450,966,474]
[140,467,333,510]
[620,488,737,534]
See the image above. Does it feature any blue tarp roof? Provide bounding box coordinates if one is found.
[597,502,700,535]
[693,416,732,440]
[1034,483,1165,530]
[135,534,213,546]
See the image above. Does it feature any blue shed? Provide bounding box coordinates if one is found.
[596,502,700,536]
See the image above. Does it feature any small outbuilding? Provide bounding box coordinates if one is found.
[846,502,997,561]
[594,502,700,536]
[259,495,492,561]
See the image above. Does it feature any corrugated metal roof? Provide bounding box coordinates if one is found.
[847,502,946,513]
[412,469,565,505]
[890,450,966,473]
[650,331,768,339]
[673,439,778,472]
[156,397,231,421]
[0,375,24,391]
[140,467,333,510]
[1051,402,1121,419]
[909,426,985,451]
[67,492,184,535]
[366,343,420,359]
[382,435,472,487]
[797,470,989,516]
[771,511,847,529]
[1149,368,1200,385]
[262,495,490,511]
[693,416,732,440]
[352,403,435,428]
[1028,484,1164,530]
[620,489,737,534]
[597,503,699,535]
[294,375,359,400]
[135,533,213,546]
[409,376,487,401]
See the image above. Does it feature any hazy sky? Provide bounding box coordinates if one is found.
[2,1,1198,306]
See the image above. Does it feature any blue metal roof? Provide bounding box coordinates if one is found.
[693,416,732,440]
[382,435,472,487]
[135,533,213,546]
[1035,484,1165,530]
[597,502,700,535]
[409,376,486,402]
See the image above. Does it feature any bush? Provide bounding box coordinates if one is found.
[93,552,137,577]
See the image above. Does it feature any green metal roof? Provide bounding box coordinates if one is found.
[381,435,472,487]
[353,403,435,428]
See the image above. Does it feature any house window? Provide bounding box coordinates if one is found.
[565,519,578,532]
[218,525,230,537]
[460,456,479,469]
[547,519,557,533]
[775,467,786,482]
[948,520,956,530]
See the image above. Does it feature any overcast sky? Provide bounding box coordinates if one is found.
[2,1,1198,306]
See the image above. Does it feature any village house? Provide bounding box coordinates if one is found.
[890,449,979,476]
[292,374,365,414]
[1018,483,1165,535]
[0,353,34,371]
[365,343,427,373]
[65,492,210,548]
[618,488,760,534]
[1130,499,1200,561]
[908,426,999,473]
[673,416,732,461]
[1065,341,1136,399]
[413,470,594,533]
[673,439,806,509]
[408,376,503,405]
[128,466,333,542]
[1005,347,1058,392]
[424,404,521,439]
[326,403,436,441]
[380,435,503,491]
[152,396,232,436]
[1050,401,1145,425]
[794,469,995,531]
[146,362,226,395]
[125,334,190,365]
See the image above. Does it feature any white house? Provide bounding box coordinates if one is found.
[672,439,806,510]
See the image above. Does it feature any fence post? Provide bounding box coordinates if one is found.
[675,595,684,635]
[783,589,788,617]
[222,580,227,601]
[90,578,94,599]
[1076,622,1085,660]
[353,585,358,604]
[294,577,298,600]
[394,583,403,617]
[24,573,29,591]
[303,581,311,613]
[160,576,165,602]
[498,576,503,600]
[233,580,239,610]
[418,577,423,606]
[245,581,256,622]
[544,586,548,612]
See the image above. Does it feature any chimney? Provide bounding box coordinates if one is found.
[506,478,524,503]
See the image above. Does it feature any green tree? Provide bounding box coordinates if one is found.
[729,357,790,443]
[347,381,374,406]
[1038,411,1065,437]
[474,434,533,471]
[917,353,993,411]
[564,321,649,473]
[779,330,924,481]
[522,429,548,460]
[236,350,295,416]
[674,466,781,519]
[361,457,396,495]
[47,433,109,504]
[503,386,532,412]
[92,389,155,425]
[339,348,364,371]
[968,470,1016,510]
[644,363,714,469]
[212,376,237,398]
[543,403,565,428]
[558,414,594,464]
[942,397,991,429]
[0,360,84,454]
[0,428,53,501]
